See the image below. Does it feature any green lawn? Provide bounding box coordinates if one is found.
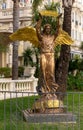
[0,92,83,130]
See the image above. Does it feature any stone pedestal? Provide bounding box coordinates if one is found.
[23,110,76,123]
[22,95,76,123]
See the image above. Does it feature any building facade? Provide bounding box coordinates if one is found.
[71,0,83,59]
[0,0,83,68]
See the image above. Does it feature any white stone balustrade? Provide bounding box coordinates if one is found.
[0,78,38,100]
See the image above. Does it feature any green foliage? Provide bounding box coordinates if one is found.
[41,16,58,34]
[67,71,83,91]
[23,48,35,67]
[33,47,40,78]
[32,0,43,12]
[80,41,83,50]
[0,44,9,52]
[69,59,83,72]
[23,46,40,78]
[18,66,24,77]
[0,67,11,78]
[42,2,60,32]
[32,2,60,34]
[69,59,79,72]
[54,45,61,59]
[45,2,60,11]
[0,32,12,52]
[79,59,83,71]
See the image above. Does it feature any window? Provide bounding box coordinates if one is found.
[79,16,81,25]
[75,30,78,40]
[71,12,74,22]
[71,30,74,39]
[2,3,6,9]
[75,13,78,24]
[20,0,29,3]
[30,0,33,3]
[20,0,25,2]
[81,33,83,41]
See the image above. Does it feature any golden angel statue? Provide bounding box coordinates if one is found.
[10,10,73,111]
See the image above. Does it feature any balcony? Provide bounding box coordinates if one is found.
[0,6,32,23]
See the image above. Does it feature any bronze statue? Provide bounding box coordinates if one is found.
[36,14,61,98]
[10,11,73,113]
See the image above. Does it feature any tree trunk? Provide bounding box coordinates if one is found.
[12,0,19,79]
[56,7,72,100]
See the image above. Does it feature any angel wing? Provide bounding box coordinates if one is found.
[55,29,74,46]
[10,26,73,47]
[10,26,39,47]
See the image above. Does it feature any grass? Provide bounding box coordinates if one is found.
[0,92,83,130]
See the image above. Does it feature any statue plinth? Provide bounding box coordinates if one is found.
[32,95,66,114]
[22,95,76,123]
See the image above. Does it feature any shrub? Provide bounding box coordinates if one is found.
[67,71,83,91]
[18,66,24,77]
[69,59,83,73]
[0,67,11,78]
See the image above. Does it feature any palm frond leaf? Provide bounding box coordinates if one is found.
[45,2,60,11]
[32,0,43,12]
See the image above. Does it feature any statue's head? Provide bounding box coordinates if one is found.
[43,24,51,35]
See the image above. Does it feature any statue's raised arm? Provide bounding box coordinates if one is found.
[54,13,62,41]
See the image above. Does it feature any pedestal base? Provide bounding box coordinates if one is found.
[23,110,76,123]
[23,95,76,123]
[32,95,64,113]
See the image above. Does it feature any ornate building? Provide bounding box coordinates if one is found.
[0,0,83,68]
[0,0,32,67]
[71,0,83,59]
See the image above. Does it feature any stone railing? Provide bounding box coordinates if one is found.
[0,77,38,100]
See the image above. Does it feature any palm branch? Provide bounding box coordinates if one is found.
[23,48,34,67]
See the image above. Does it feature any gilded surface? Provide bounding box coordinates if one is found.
[32,98,63,112]
[38,52,59,94]
[9,11,74,113]
[36,17,60,95]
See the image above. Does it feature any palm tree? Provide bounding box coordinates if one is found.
[12,0,19,79]
[33,47,40,78]
[56,0,75,100]
[23,47,40,78]
[23,48,34,67]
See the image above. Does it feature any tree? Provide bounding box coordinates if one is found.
[12,0,19,79]
[23,47,40,78]
[23,48,34,67]
[0,32,12,52]
[33,47,40,78]
[56,0,75,100]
